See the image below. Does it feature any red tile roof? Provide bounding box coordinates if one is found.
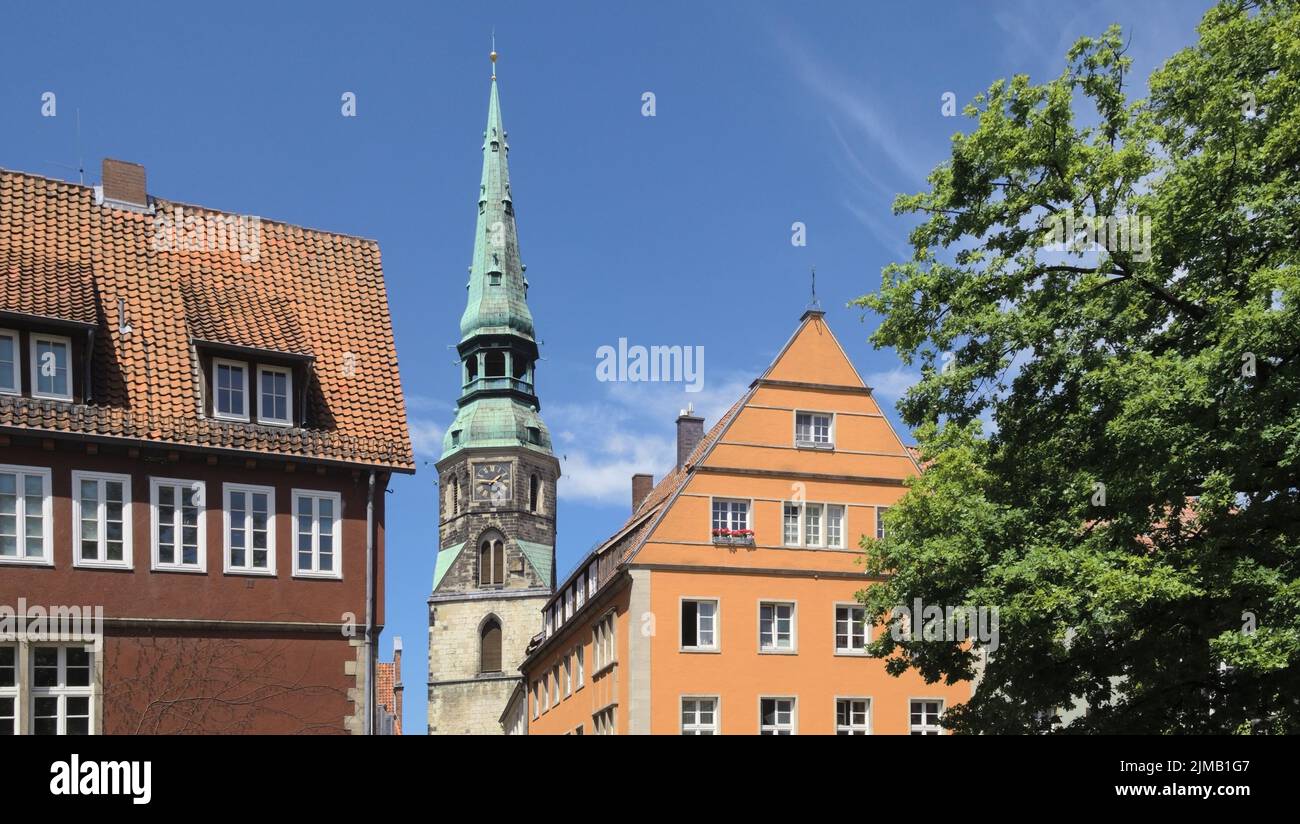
[376,661,401,735]
[0,168,413,470]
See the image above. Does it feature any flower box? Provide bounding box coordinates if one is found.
[711,528,755,547]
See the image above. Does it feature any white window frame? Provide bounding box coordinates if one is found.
[541,674,550,712]
[150,477,207,572]
[212,357,250,422]
[0,329,19,395]
[710,497,751,535]
[291,489,342,579]
[759,696,796,735]
[836,697,872,735]
[576,644,585,689]
[0,463,53,565]
[826,504,845,548]
[29,333,73,402]
[835,602,869,655]
[587,562,598,599]
[782,501,847,549]
[794,410,834,447]
[910,698,945,735]
[680,597,720,652]
[681,695,720,735]
[551,664,560,705]
[30,645,94,735]
[223,482,276,575]
[876,506,889,541]
[71,470,133,570]
[758,600,797,653]
[0,644,16,735]
[255,364,293,427]
[532,681,540,720]
[564,654,573,697]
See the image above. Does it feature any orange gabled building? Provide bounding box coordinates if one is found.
[517,309,970,734]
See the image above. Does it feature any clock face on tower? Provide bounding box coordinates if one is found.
[473,461,513,504]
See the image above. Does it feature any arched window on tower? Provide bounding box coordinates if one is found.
[479,535,505,587]
[513,356,528,381]
[529,474,540,513]
[480,617,502,673]
[485,351,506,378]
[466,356,478,384]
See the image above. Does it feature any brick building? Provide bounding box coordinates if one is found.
[0,159,413,734]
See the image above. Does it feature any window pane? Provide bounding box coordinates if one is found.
[0,335,14,390]
[34,647,58,687]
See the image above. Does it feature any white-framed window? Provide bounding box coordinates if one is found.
[587,562,597,599]
[544,606,554,638]
[532,682,540,719]
[576,576,586,609]
[212,358,249,422]
[564,654,573,697]
[576,645,585,688]
[835,604,868,654]
[910,699,944,735]
[551,664,560,705]
[32,646,93,735]
[150,478,205,571]
[876,506,888,540]
[72,471,132,569]
[593,611,616,671]
[256,364,293,426]
[30,333,72,401]
[565,587,575,620]
[224,483,275,574]
[804,503,822,546]
[782,502,847,548]
[0,644,16,735]
[827,505,845,548]
[0,464,52,564]
[0,329,18,395]
[681,599,718,651]
[836,698,871,735]
[541,674,549,712]
[794,411,833,446]
[759,601,795,652]
[292,490,341,579]
[759,697,795,735]
[593,707,616,735]
[711,498,749,532]
[681,697,718,735]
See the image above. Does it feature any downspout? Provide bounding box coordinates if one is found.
[365,469,376,735]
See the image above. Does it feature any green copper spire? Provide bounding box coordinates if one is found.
[442,54,553,460]
[459,67,534,342]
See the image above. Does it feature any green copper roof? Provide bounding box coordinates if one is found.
[459,75,534,342]
[432,541,466,592]
[516,540,554,588]
[441,395,552,457]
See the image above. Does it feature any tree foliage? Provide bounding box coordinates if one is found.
[856,0,1300,733]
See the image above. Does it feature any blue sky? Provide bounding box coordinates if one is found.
[2,0,1209,732]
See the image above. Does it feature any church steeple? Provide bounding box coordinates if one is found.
[443,52,552,461]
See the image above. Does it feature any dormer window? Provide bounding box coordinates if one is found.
[213,358,249,421]
[256,365,292,427]
[30,333,73,401]
[0,329,17,394]
[489,272,502,286]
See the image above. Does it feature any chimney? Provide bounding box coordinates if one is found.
[632,473,653,512]
[100,159,148,209]
[676,403,705,469]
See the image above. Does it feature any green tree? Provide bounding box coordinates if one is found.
[856,0,1299,733]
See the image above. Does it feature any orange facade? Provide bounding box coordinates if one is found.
[522,311,969,734]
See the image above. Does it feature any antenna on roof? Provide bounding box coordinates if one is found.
[75,108,84,185]
[807,265,822,312]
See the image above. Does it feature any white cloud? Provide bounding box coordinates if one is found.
[863,366,920,401]
[409,417,446,459]
[549,371,753,507]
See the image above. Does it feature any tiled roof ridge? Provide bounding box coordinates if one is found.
[0,167,382,246]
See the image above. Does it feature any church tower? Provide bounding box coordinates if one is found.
[427,49,559,734]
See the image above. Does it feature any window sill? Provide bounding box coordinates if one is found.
[591,661,617,679]
[72,560,133,572]
[795,441,834,451]
[679,647,721,654]
[758,648,798,655]
[0,556,54,567]
[711,536,754,547]
[31,392,74,403]
[834,650,870,658]
[211,413,251,424]
[292,572,343,581]
[151,564,208,575]
[224,568,277,578]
